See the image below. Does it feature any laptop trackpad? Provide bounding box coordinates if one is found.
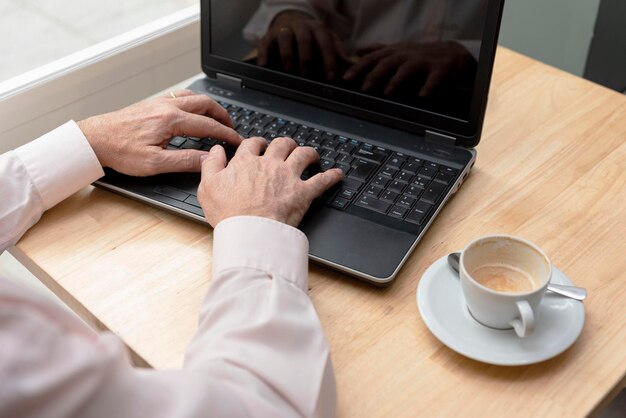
[300,207,417,284]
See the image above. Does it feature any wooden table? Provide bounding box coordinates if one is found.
[12,47,626,417]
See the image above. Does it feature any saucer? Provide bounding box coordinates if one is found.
[416,254,585,366]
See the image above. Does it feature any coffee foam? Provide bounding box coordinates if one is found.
[471,263,535,293]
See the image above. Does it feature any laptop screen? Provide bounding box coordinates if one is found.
[204,1,501,143]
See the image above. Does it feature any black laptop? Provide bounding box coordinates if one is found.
[96,0,504,285]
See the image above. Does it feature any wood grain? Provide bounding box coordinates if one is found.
[15,47,626,417]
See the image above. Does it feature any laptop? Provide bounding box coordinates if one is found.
[96,0,505,286]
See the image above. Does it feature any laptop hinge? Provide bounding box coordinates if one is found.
[216,73,243,90]
[425,130,457,146]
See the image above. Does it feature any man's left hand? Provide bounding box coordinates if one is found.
[78,90,242,176]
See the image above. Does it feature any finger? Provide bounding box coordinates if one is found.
[385,62,425,96]
[264,136,298,160]
[163,89,194,99]
[156,148,210,173]
[285,146,319,173]
[174,94,233,128]
[305,169,343,198]
[235,136,268,156]
[332,34,352,63]
[175,112,242,146]
[361,56,401,92]
[258,34,273,66]
[293,27,314,76]
[201,145,227,176]
[343,49,388,80]
[277,28,295,72]
[312,29,337,80]
[419,70,445,97]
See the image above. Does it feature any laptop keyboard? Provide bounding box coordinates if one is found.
[165,101,460,226]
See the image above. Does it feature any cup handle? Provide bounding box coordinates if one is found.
[510,300,535,338]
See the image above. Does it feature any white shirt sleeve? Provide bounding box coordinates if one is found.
[0,120,104,252]
[0,125,336,418]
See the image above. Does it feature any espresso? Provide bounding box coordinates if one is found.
[471,264,535,293]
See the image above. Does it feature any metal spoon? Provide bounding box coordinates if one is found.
[447,252,587,301]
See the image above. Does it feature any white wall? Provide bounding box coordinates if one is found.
[498,0,601,76]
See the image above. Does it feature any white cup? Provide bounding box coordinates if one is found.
[459,235,552,338]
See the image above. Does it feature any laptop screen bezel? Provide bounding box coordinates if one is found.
[200,0,504,148]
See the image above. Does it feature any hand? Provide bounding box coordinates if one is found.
[77,90,242,176]
[258,10,349,80]
[343,41,476,97]
[198,137,342,227]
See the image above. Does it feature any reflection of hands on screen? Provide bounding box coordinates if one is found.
[257,10,350,80]
[343,41,476,98]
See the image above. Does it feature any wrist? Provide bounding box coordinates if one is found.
[77,117,109,168]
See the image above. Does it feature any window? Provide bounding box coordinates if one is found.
[0,0,196,83]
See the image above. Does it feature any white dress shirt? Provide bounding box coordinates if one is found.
[0,121,336,418]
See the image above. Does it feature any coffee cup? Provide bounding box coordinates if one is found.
[459,235,552,337]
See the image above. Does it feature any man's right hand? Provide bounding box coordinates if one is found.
[198,137,342,228]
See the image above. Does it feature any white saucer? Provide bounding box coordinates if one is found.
[417,255,585,366]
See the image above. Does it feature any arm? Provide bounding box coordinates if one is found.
[0,122,103,252]
[0,98,341,417]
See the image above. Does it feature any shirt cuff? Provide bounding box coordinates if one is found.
[15,121,104,210]
[213,216,309,290]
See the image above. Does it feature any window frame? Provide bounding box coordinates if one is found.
[0,6,201,152]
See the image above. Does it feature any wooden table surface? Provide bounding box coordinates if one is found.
[13,47,626,417]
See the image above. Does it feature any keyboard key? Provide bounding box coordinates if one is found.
[320,159,335,171]
[413,176,429,189]
[387,156,405,169]
[330,197,350,210]
[354,148,386,164]
[380,165,398,178]
[181,139,202,150]
[434,171,454,184]
[364,185,383,197]
[334,163,350,175]
[396,171,414,183]
[348,159,377,181]
[342,178,364,191]
[389,206,408,219]
[391,152,408,162]
[402,161,421,174]
[418,166,436,179]
[166,145,178,150]
[169,136,186,147]
[441,166,459,175]
[371,176,389,188]
[337,154,354,165]
[321,149,339,161]
[387,180,406,193]
[380,190,399,203]
[337,143,357,155]
[405,201,433,225]
[404,185,424,199]
[251,128,265,137]
[322,138,339,150]
[420,182,447,204]
[338,188,356,200]
[424,161,440,170]
[397,195,416,209]
[322,132,336,141]
[355,195,391,214]
[307,134,323,145]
